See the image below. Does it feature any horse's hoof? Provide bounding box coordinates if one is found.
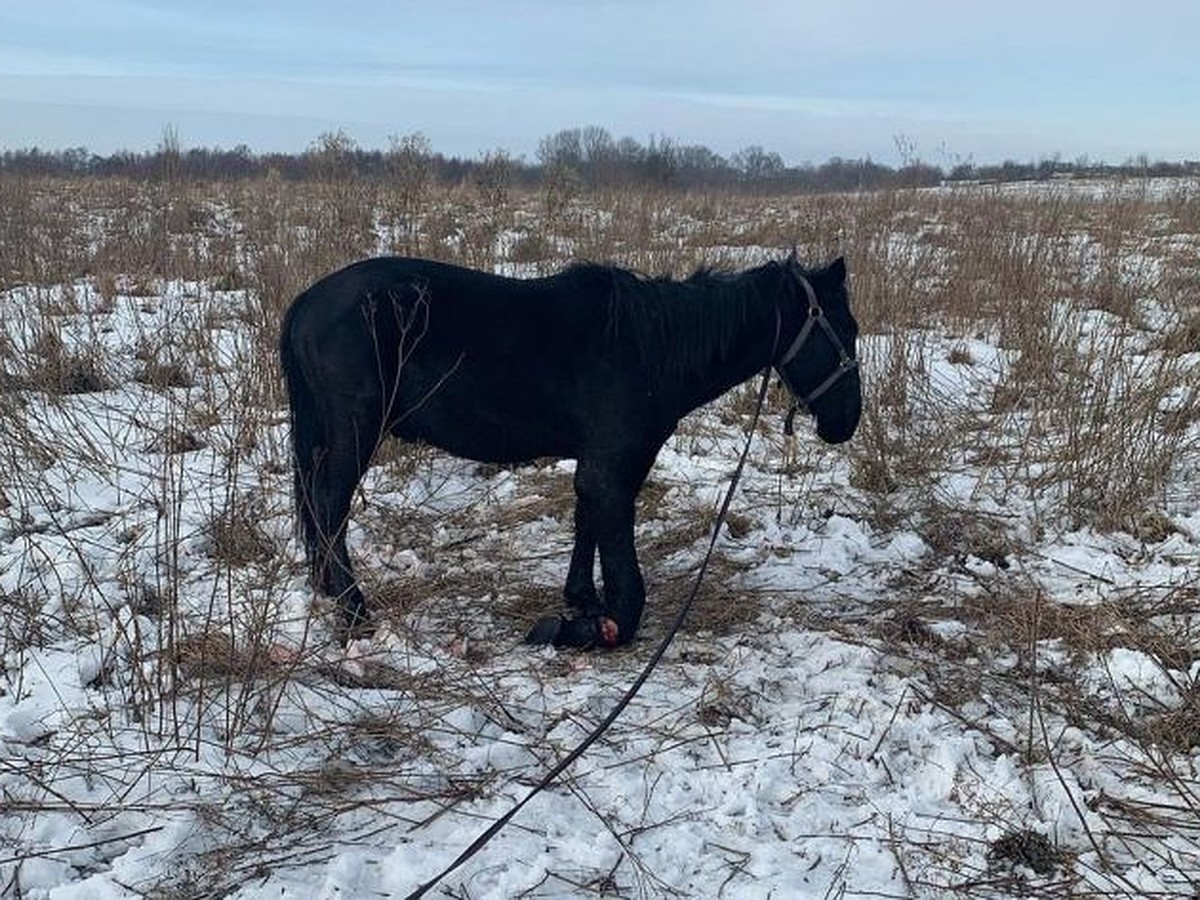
[525,616,563,645]
[526,615,620,649]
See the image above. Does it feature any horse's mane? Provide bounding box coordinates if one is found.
[564,260,786,379]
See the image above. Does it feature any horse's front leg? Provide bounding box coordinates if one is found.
[527,452,652,648]
[526,517,607,646]
[563,502,599,612]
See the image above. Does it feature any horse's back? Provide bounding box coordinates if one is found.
[287,257,614,346]
[283,257,625,463]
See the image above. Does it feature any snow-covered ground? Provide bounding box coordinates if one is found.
[3,182,1200,898]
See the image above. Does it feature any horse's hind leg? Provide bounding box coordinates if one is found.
[310,418,379,638]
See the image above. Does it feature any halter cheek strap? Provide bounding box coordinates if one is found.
[777,276,823,367]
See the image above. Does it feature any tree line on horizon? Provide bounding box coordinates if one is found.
[1,125,1195,191]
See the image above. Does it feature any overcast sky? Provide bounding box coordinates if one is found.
[1,0,1197,167]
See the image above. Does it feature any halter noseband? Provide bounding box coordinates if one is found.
[776,273,858,420]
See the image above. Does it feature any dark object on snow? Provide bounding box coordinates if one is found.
[988,828,1060,876]
[279,253,860,646]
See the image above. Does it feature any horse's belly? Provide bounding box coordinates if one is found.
[387,355,587,463]
[393,407,577,465]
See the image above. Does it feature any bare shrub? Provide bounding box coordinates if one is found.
[540,160,582,226]
[383,132,434,255]
[1033,334,1195,532]
[26,331,112,395]
[208,502,276,568]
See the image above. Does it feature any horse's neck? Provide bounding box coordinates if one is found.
[668,278,783,415]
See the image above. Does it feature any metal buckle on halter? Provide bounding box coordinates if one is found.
[777,301,821,368]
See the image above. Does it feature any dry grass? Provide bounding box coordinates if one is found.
[3,171,1200,896]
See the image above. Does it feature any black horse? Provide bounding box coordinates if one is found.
[279,252,861,648]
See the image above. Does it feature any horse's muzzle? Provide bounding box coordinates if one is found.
[817,415,858,444]
[811,371,862,444]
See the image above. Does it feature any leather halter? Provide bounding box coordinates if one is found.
[776,273,858,408]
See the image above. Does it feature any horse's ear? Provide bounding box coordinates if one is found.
[829,256,847,284]
[785,246,799,267]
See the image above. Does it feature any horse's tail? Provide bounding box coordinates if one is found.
[279,298,322,567]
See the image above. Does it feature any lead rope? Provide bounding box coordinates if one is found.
[405,366,774,899]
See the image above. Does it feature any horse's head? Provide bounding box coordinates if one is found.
[775,254,862,444]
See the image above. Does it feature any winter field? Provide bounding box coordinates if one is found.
[3,173,1200,898]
